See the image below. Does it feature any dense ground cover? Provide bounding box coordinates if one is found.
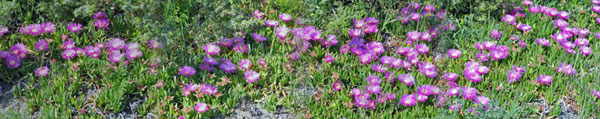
[0,0,599,118]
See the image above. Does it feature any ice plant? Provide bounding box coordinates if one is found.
[94,19,110,29]
[203,43,220,56]
[238,59,252,70]
[41,22,55,33]
[93,11,107,20]
[35,66,50,77]
[264,20,279,27]
[332,81,342,91]
[415,43,429,54]
[200,84,219,95]
[67,23,83,33]
[323,53,334,63]
[178,66,196,77]
[275,26,290,40]
[147,39,162,49]
[556,63,576,75]
[232,43,248,53]
[108,51,124,63]
[462,87,478,100]
[203,56,219,66]
[397,74,414,85]
[251,33,267,42]
[107,38,125,51]
[194,103,210,113]
[535,38,550,46]
[253,10,264,19]
[279,14,292,22]
[443,73,458,81]
[125,50,142,60]
[399,94,417,106]
[34,39,49,51]
[219,59,237,73]
[537,75,553,84]
[446,49,462,58]
[85,45,101,58]
[5,55,20,68]
[62,49,77,59]
[0,25,7,36]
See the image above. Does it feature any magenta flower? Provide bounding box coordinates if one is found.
[94,19,110,29]
[593,0,600,4]
[0,25,8,36]
[62,40,76,50]
[363,24,378,34]
[529,6,540,13]
[194,102,210,113]
[366,85,381,94]
[124,42,139,51]
[67,23,83,33]
[201,56,218,66]
[501,15,516,25]
[537,75,553,84]
[366,41,385,55]
[218,37,234,48]
[415,43,429,54]
[9,43,28,59]
[332,81,342,91]
[243,70,260,83]
[516,23,531,32]
[34,39,49,51]
[554,19,568,29]
[593,5,600,13]
[399,94,417,106]
[474,96,490,108]
[125,50,142,60]
[232,43,248,53]
[417,85,441,96]
[446,87,461,96]
[251,33,267,42]
[85,45,101,58]
[253,10,264,19]
[61,49,77,59]
[506,70,523,83]
[219,59,237,73]
[264,20,279,27]
[446,49,462,58]
[443,73,458,81]
[107,38,125,51]
[238,59,252,70]
[462,87,478,100]
[182,84,198,96]
[409,13,421,21]
[0,51,9,59]
[199,84,219,95]
[558,11,569,19]
[35,66,50,77]
[203,43,220,56]
[93,11,107,20]
[592,90,600,98]
[323,53,334,63]
[41,22,55,33]
[178,66,196,77]
[275,26,290,40]
[108,51,124,63]
[279,14,292,22]
[366,74,381,85]
[420,32,431,41]
[257,58,266,66]
[397,74,414,86]
[416,94,428,103]
[348,28,363,38]
[407,31,421,41]
[28,24,43,35]
[574,38,589,46]
[358,53,373,64]
[424,4,435,12]
[353,19,366,28]
[557,63,576,75]
[580,46,592,56]
[4,55,20,68]
[476,65,489,74]
[147,39,162,49]
[535,38,550,46]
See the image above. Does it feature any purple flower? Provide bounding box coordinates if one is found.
[353,19,366,28]
[203,43,220,56]
[554,19,568,29]
[84,45,101,58]
[67,23,83,33]
[420,32,431,41]
[219,59,237,73]
[28,24,43,35]
[62,49,77,59]
[125,50,143,60]
[178,66,196,77]
[0,25,8,36]
[592,90,600,98]
[407,31,421,41]
[574,38,589,46]
[580,46,592,56]
[257,59,266,66]
[593,0,600,5]
[323,53,334,63]
[409,13,421,21]
[351,88,363,97]
[358,53,373,64]
[558,11,569,19]
[365,17,379,25]
[244,70,260,83]
[416,94,428,103]
[462,87,478,100]
[417,85,441,96]
[366,85,381,94]
[415,43,429,54]
[279,14,292,22]
[253,10,264,19]
[41,22,55,33]
[446,87,461,96]
[107,38,125,51]
[447,49,462,58]
[363,24,378,34]
[424,4,435,12]
[332,81,342,91]
[94,19,110,29]
[537,75,553,84]
[251,33,267,42]
[535,38,550,46]
[232,43,248,53]
[474,96,490,107]
[507,70,523,83]
[238,59,252,70]
[366,74,381,85]
[476,66,489,74]
[124,42,139,51]
[108,51,124,63]
[200,56,217,66]
[194,102,210,113]
[275,26,290,39]
[4,55,20,68]
[199,84,218,95]
[264,20,279,27]
[218,37,234,48]
[348,28,363,38]
[397,74,414,86]
[93,11,107,20]
[516,23,531,32]
[35,66,50,77]
[62,40,76,50]
[501,15,516,25]
[593,5,600,13]
[399,94,417,106]
[443,73,458,81]
[34,39,49,51]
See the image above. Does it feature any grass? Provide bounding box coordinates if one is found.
[0,0,599,118]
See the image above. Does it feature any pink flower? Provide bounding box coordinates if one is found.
[447,49,462,58]
[397,74,414,86]
[203,43,220,56]
[67,23,83,33]
[219,59,237,73]
[0,25,8,36]
[34,39,49,51]
[4,55,20,68]
[94,19,110,29]
[244,70,260,83]
[415,43,429,54]
[323,53,334,63]
[35,66,50,77]
[443,73,458,81]
[62,49,77,59]
[238,59,252,70]
[253,10,264,19]
[399,94,417,106]
[462,87,478,100]
[275,26,290,39]
[580,46,592,56]
[41,22,55,33]
[535,38,550,46]
[537,75,553,84]
[332,81,342,91]
[279,14,292,22]
[194,103,210,113]
[178,66,196,77]
[93,11,107,20]
[264,20,279,27]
